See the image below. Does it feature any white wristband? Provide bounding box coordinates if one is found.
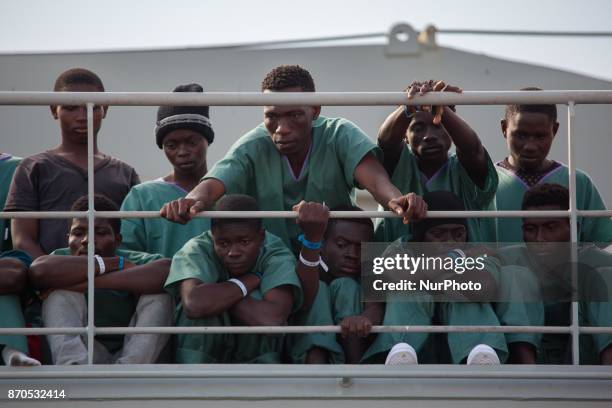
[453,248,466,258]
[299,252,321,268]
[228,278,248,298]
[94,254,106,275]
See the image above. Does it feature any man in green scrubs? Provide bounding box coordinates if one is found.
[165,195,308,363]
[495,87,611,243]
[120,83,213,258]
[160,65,427,254]
[29,195,173,364]
[498,183,612,364]
[364,191,508,365]
[320,205,383,364]
[376,79,498,243]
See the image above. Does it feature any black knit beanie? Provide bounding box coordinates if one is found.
[412,191,468,241]
[155,83,214,148]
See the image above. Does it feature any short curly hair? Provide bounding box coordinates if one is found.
[522,183,569,211]
[505,87,557,123]
[325,205,373,239]
[261,65,315,92]
[210,194,262,231]
[54,68,105,92]
[70,194,121,234]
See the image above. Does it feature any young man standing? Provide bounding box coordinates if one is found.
[120,83,213,258]
[495,88,611,243]
[29,195,172,365]
[376,79,498,243]
[5,68,140,258]
[161,65,426,253]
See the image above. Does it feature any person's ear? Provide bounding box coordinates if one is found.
[258,228,265,240]
[311,106,321,120]
[50,105,58,119]
[552,121,559,137]
[115,233,122,246]
[501,119,508,139]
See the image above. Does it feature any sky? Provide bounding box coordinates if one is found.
[1,0,612,81]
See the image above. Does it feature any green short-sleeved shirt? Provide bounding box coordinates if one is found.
[120,180,211,258]
[165,230,303,312]
[0,250,32,353]
[0,155,21,251]
[51,248,164,352]
[499,244,612,361]
[495,163,612,243]
[375,147,498,243]
[204,116,379,252]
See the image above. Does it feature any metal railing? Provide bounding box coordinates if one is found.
[1,90,611,367]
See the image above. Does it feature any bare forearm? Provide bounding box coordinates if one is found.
[29,255,123,289]
[361,302,384,325]
[440,108,480,151]
[11,219,45,259]
[0,259,27,294]
[441,107,487,187]
[296,247,321,312]
[183,274,260,319]
[378,107,410,175]
[93,259,171,294]
[354,155,402,208]
[185,178,225,210]
[230,296,291,326]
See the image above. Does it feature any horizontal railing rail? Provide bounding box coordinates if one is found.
[1,210,612,219]
[0,90,612,106]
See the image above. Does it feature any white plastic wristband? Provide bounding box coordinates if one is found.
[299,252,321,268]
[320,257,329,273]
[94,254,106,275]
[228,278,248,298]
[453,248,467,258]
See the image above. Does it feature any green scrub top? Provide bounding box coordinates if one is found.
[120,180,210,258]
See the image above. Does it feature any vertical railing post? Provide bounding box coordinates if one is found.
[86,103,95,365]
[567,101,580,365]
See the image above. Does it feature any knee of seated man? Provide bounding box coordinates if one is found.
[43,289,85,307]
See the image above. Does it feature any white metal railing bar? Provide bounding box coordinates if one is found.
[2,365,612,380]
[2,209,611,219]
[4,325,612,336]
[86,103,95,364]
[0,328,87,335]
[1,90,612,106]
[568,102,580,365]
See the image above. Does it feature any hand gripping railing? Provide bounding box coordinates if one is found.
[1,90,612,366]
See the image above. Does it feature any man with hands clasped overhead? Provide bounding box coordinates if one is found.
[376,79,498,244]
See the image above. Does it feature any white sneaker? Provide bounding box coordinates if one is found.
[466,344,500,365]
[385,342,418,365]
[2,347,41,367]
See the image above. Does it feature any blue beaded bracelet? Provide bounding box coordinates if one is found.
[298,234,322,250]
[118,256,125,271]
